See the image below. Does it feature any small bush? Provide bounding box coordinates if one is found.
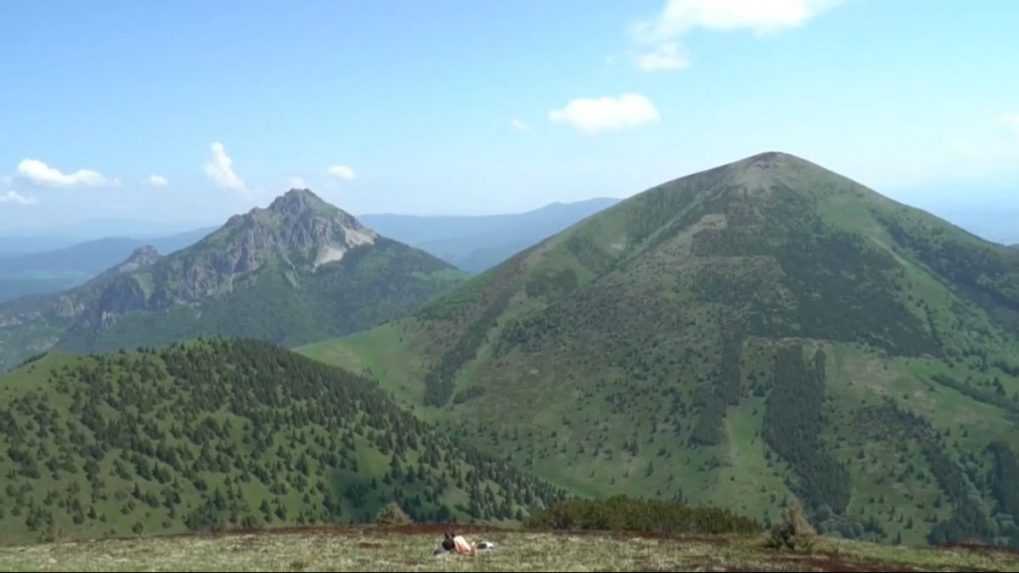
[526,496,760,536]
[766,501,816,552]
[375,502,413,527]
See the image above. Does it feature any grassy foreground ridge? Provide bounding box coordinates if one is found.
[0,527,1016,572]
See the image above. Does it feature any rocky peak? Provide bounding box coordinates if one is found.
[114,245,161,274]
[203,189,380,278]
[268,189,378,265]
[268,188,334,217]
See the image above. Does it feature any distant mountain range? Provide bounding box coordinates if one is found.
[0,229,214,302]
[0,236,82,256]
[0,198,618,303]
[361,198,619,272]
[302,152,1019,548]
[0,189,463,370]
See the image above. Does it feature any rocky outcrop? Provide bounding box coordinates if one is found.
[113,246,161,274]
[153,189,380,303]
[76,189,386,325]
[0,187,460,369]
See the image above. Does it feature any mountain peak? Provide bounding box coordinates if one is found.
[746,150,803,162]
[736,151,819,173]
[700,151,868,201]
[212,189,381,273]
[268,188,335,216]
[112,245,161,274]
[129,245,161,260]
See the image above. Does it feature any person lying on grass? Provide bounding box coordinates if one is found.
[433,530,495,557]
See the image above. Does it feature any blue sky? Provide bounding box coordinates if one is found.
[1,1,1017,239]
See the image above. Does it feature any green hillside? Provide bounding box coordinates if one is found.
[300,152,1019,547]
[0,190,465,371]
[0,341,558,544]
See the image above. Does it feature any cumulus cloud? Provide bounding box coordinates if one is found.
[0,191,38,206]
[327,165,356,182]
[204,142,247,192]
[511,119,532,132]
[636,42,689,71]
[548,93,660,135]
[147,175,169,188]
[639,0,842,38]
[16,159,112,187]
[633,0,842,72]
[288,176,308,189]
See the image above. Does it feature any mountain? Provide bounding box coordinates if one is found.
[0,189,465,371]
[0,228,214,303]
[361,198,619,273]
[0,236,81,257]
[301,152,1019,547]
[0,340,558,543]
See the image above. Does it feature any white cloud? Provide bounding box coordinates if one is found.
[0,191,38,206]
[636,42,689,72]
[633,0,842,72]
[147,175,169,188]
[327,165,356,182]
[204,142,247,192]
[16,159,112,187]
[548,93,660,135]
[288,176,308,189]
[511,119,532,132]
[640,0,841,38]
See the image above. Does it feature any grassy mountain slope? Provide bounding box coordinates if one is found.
[0,340,558,544]
[0,190,465,371]
[301,152,1019,547]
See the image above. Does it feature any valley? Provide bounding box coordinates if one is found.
[1,153,1017,554]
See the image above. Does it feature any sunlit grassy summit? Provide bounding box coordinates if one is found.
[303,152,1019,547]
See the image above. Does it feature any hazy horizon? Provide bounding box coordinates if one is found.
[1,174,1015,248]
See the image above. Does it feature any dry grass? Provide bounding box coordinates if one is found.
[0,528,1015,572]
